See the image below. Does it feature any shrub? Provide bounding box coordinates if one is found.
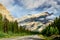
[41,26,59,36]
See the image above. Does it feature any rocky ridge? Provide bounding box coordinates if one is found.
[17,12,53,32]
[0,3,53,32]
[0,4,15,22]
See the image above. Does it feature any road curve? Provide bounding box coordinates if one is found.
[0,35,44,40]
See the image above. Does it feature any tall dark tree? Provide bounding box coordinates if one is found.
[41,16,60,36]
[13,20,18,33]
[0,13,3,32]
[3,16,9,33]
[0,13,2,20]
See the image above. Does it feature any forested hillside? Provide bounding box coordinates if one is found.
[0,14,36,38]
[41,16,60,36]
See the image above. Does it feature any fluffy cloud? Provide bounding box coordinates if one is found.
[13,0,60,10]
[0,0,60,18]
[0,0,14,8]
[46,15,56,19]
[0,0,60,10]
[20,0,47,9]
[14,0,60,16]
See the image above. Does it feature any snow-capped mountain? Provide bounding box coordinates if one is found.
[0,3,53,32]
[17,12,53,32]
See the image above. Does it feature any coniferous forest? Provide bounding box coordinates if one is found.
[0,13,38,38]
[41,16,60,36]
[0,13,60,40]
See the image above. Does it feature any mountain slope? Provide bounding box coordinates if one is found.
[0,4,15,21]
[0,4,53,32]
[17,12,53,32]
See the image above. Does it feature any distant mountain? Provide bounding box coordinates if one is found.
[0,4,54,32]
[17,12,53,32]
[0,4,15,22]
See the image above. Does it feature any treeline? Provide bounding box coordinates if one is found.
[0,13,39,35]
[0,13,31,33]
[0,13,20,33]
[41,16,60,36]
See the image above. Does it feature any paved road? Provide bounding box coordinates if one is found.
[0,35,44,40]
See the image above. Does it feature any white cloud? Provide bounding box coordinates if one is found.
[0,0,14,7]
[46,15,56,19]
[0,0,60,18]
[20,0,47,9]
[0,0,60,11]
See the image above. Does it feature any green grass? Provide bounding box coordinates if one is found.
[0,31,40,38]
[38,34,60,40]
[0,32,32,38]
[38,34,53,40]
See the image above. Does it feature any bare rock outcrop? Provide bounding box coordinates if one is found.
[17,12,53,32]
[0,3,53,32]
[0,4,15,22]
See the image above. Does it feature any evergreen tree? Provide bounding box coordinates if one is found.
[3,16,9,33]
[13,20,18,33]
[41,16,60,36]
[0,13,2,20]
[0,13,3,32]
[8,22,14,33]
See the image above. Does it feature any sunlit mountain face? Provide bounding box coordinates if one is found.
[0,0,60,18]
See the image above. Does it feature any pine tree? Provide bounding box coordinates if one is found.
[0,13,2,20]
[0,13,3,32]
[13,20,18,33]
[41,16,60,36]
[3,16,9,33]
[8,22,13,33]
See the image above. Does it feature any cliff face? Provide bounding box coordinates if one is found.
[0,4,15,21]
[17,12,53,32]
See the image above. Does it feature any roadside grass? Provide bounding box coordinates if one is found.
[0,31,40,38]
[38,34,60,40]
[0,32,33,38]
[38,34,53,40]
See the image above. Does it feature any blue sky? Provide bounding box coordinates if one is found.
[0,0,60,18]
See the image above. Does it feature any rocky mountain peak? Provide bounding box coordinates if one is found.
[0,3,53,32]
[17,12,53,32]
